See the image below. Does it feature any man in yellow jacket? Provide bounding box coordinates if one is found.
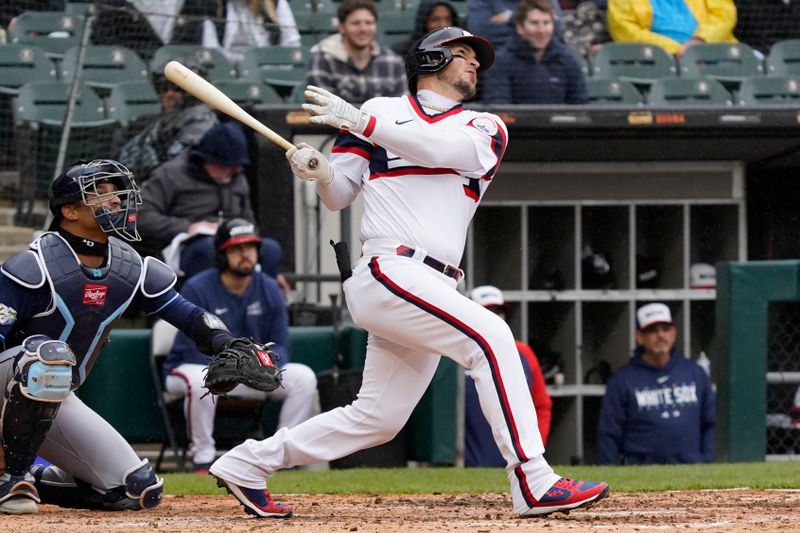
[608,0,737,57]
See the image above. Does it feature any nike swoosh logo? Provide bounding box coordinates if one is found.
[657,375,669,384]
[214,308,228,315]
[395,119,413,125]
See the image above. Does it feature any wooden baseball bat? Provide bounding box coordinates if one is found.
[163,60,318,169]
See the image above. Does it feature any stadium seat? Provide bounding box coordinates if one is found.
[215,79,284,105]
[150,45,237,82]
[738,76,800,105]
[107,80,160,124]
[586,78,643,106]
[239,46,309,97]
[648,77,733,106]
[591,43,677,85]
[377,10,416,47]
[61,45,149,94]
[7,11,84,58]
[0,44,58,168]
[293,8,339,48]
[766,39,800,76]
[13,81,115,220]
[290,83,307,104]
[678,43,763,88]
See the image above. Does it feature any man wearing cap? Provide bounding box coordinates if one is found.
[596,302,716,465]
[137,121,283,282]
[466,285,552,466]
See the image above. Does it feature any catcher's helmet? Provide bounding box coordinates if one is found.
[405,26,495,94]
[49,159,142,242]
[215,218,261,271]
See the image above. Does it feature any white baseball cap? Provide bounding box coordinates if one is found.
[469,285,505,308]
[636,303,673,330]
[690,263,716,289]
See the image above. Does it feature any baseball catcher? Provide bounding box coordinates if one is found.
[204,338,282,395]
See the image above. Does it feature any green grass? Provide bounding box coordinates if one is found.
[163,462,800,496]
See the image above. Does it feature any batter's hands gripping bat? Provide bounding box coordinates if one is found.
[163,60,318,169]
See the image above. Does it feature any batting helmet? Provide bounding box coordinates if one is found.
[49,159,142,242]
[214,218,262,271]
[405,26,495,95]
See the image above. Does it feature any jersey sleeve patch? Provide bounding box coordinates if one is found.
[468,116,499,137]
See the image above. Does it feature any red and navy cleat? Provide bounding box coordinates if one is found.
[213,475,292,518]
[521,477,609,517]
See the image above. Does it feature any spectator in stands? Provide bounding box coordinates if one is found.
[561,1,611,57]
[465,286,552,467]
[118,52,219,181]
[1,1,59,30]
[390,0,460,60]
[607,0,737,57]
[597,302,716,465]
[468,0,563,50]
[164,219,317,473]
[734,0,800,55]
[202,0,301,63]
[482,0,588,105]
[137,121,284,283]
[307,0,406,105]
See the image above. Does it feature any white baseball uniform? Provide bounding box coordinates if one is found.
[211,89,560,514]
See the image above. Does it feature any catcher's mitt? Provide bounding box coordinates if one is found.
[204,338,282,395]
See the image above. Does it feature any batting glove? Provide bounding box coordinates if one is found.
[286,143,333,185]
[303,85,372,135]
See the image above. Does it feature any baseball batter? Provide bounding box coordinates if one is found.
[210,27,609,518]
[0,160,277,514]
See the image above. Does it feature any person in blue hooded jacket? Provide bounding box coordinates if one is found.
[596,302,716,465]
[482,0,587,105]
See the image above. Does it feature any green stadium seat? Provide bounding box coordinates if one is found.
[13,81,115,209]
[150,45,237,82]
[738,76,800,105]
[377,10,415,47]
[107,80,160,124]
[766,39,800,76]
[215,79,284,105]
[292,8,338,48]
[7,11,84,58]
[60,45,148,95]
[290,82,307,104]
[586,78,643,106]
[591,43,677,85]
[648,77,733,106]
[239,46,309,97]
[678,43,763,88]
[0,44,57,169]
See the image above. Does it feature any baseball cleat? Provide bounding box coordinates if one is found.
[0,472,40,514]
[213,475,292,518]
[520,477,609,517]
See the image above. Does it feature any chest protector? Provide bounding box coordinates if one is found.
[26,233,143,387]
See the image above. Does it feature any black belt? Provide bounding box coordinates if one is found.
[396,246,462,282]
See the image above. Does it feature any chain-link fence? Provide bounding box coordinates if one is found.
[766,301,800,458]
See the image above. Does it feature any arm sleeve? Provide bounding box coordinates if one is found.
[596,374,626,465]
[693,0,737,43]
[317,131,369,211]
[276,0,301,47]
[307,52,336,93]
[262,277,291,364]
[607,0,683,55]
[364,105,508,179]
[700,371,717,462]
[519,343,553,446]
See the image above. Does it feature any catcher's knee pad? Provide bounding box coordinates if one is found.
[1,336,75,474]
[33,460,163,511]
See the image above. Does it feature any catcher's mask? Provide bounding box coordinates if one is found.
[405,26,495,95]
[215,218,261,271]
[49,159,142,242]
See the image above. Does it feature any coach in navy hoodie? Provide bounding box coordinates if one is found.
[482,0,588,105]
[597,303,716,465]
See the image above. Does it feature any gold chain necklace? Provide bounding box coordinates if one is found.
[420,101,453,113]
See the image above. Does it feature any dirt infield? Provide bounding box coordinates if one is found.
[5,489,800,532]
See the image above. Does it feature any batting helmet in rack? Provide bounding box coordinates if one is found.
[405,26,496,94]
[214,218,262,271]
